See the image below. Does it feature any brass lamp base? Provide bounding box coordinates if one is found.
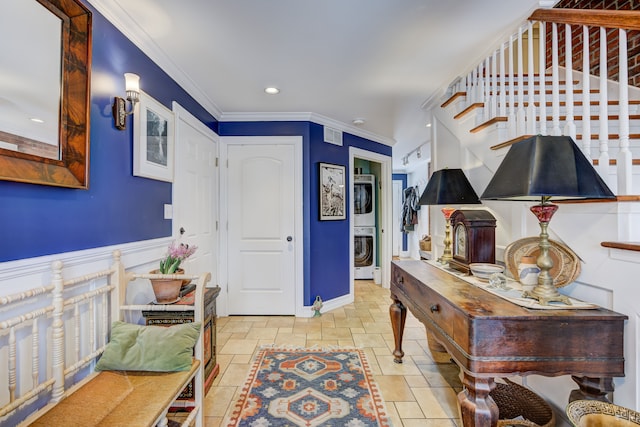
[438,208,456,264]
[524,202,572,306]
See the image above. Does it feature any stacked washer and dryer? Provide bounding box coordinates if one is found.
[354,174,376,279]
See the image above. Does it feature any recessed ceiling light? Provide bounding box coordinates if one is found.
[425,123,432,127]
[352,118,365,126]
[265,87,280,95]
[30,118,45,123]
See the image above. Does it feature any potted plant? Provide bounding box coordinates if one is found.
[150,241,197,303]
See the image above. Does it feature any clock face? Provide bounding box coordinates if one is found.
[454,223,466,257]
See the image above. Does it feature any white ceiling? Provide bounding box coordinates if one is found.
[88,0,546,171]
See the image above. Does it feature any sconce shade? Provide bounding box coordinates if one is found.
[124,73,140,93]
[481,135,615,201]
[419,168,482,206]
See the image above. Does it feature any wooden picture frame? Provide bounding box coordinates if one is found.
[133,92,175,182]
[319,162,346,220]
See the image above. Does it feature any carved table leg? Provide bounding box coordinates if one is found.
[389,294,406,364]
[570,376,615,402]
[458,373,498,427]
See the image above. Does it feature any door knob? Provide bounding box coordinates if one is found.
[286,236,293,242]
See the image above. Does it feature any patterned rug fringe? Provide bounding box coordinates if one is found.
[225,346,392,426]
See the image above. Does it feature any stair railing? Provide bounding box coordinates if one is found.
[446,8,640,195]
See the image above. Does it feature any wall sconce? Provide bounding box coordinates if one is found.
[112,73,140,130]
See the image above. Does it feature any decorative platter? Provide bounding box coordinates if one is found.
[504,237,580,288]
[567,400,640,427]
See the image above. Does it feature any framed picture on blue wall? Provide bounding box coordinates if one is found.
[319,162,346,220]
[133,91,175,182]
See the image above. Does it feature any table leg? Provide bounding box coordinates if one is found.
[389,294,406,364]
[458,373,498,427]
[570,376,615,402]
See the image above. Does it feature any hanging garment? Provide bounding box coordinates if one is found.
[401,186,420,232]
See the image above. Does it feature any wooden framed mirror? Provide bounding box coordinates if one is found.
[0,0,91,189]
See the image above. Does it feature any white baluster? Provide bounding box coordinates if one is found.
[89,297,95,353]
[499,41,506,117]
[484,57,491,121]
[551,23,561,136]
[8,328,15,402]
[32,320,39,390]
[598,27,610,180]
[581,25,592,159]
[74,303,80,361]
[517,26,526,134]
[508,34,516,139]
[491,51,498,118]
[527,22,536,134]
[564,24,576,140]
[617,28,631,195]
[538,21,548,135]
[51,260,65,403]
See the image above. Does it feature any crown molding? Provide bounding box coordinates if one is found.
[221,112,395,147]
[86,0,222,119]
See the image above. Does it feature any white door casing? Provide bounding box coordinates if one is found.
[172,102,219,287]
[220,136,302,316]
[392,180,403,257]
[349,148,392,290]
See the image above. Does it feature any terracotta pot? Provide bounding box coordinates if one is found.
[149,269,185,304]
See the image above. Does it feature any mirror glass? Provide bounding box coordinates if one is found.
[0,0,91,189]
[0,0,62,160]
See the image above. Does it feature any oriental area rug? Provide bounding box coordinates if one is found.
[226,347,392,427]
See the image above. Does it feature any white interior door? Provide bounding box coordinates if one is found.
[172,102,218,286]
[226,142,296,315]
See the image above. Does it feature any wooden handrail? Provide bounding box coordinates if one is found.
[529,9,640,31]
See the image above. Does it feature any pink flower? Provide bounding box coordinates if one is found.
[159,241,198,274]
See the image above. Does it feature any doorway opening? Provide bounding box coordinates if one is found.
[349,148,392,293]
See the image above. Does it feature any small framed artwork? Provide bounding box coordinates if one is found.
[133,91,175,182]
[319,162,346,220]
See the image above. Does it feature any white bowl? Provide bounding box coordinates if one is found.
[469,263,505,281]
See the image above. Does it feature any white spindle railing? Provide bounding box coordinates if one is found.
[538,21,548,135]
[618,28,632,194]
[508,34,516,139]
[598,27,610,180]
[581,25,592,159]
[564,23,576,140]
[517,26,526,134]
[526,22,536,134]
[551,23,561,136]
[444,9,638,195]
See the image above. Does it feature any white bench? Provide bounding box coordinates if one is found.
[0,250,210,427]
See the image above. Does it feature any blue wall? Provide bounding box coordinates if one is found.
[0,3,218,262]
[1,3,393,307]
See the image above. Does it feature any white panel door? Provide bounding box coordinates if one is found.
[227,143,295,314]
[172,103,218,285]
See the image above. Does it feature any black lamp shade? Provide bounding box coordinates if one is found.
[481,135,616,201]
[419,168,482,205]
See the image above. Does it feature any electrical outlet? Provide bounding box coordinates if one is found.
[164,204,173,219]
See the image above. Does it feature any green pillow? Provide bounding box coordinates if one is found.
[95,321,201,372]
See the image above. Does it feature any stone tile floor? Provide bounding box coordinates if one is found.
[171,279,463,426]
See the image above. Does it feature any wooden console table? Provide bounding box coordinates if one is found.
[389,260,626,427]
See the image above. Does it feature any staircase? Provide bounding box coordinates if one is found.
[438,8,640,197]
[427,8,640,413]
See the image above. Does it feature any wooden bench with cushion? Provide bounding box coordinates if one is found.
[0,250,210,427]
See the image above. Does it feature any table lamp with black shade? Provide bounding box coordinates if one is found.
[419,168,482,263]
[481,135,616,305]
